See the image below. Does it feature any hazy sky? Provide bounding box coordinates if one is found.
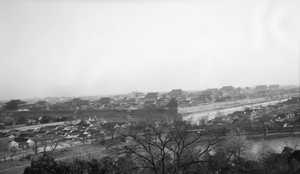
[0,0,299,100]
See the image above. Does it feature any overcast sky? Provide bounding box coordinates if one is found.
[0,0,299,100]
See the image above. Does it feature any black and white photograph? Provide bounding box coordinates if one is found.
[0,0,299,173]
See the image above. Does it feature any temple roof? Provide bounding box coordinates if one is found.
[5,99,26,105]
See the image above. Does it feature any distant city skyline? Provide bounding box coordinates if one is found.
[1,83,298,102]
[0,0,299,101]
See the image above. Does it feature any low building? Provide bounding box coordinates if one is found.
[8,137,34,149]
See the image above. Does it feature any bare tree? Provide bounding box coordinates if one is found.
[29,137,42,155]
[40,140,49,154]
[215,131,252,160]
[48,136,64,154]
[102,122,118,142]
[39,135,63,154]
[8,146,18,161]
[207,131,254,174]
[111,121,223,174]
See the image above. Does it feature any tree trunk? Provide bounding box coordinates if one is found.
[51,142,59,154]
[33,141,38,155]
[111,133,114,142]
[263,127,268,136]
[43,145,47,153]
[34,146,38,155]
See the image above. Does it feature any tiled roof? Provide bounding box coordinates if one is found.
[98,97,110,104]
[5,100,26,104]
[13,137,29,143]
[145,93,158,99]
